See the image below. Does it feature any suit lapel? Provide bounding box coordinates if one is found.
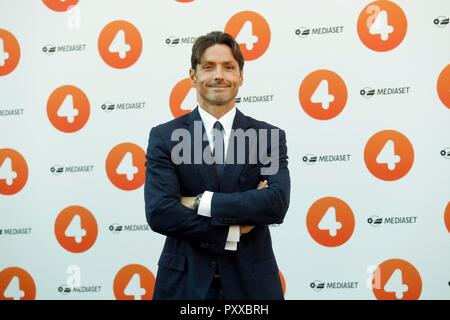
[185,107,220,191]
[219,109,252,193]
[184,107,252,193]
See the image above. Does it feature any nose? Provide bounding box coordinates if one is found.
[214,66,224,80]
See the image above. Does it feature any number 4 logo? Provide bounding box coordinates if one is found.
[113,264,155,300]
[0,38,10,66]
[357,0,407,52]
[0,267,36,300]
[299,69,348,120]
[225,11,271,61]
[372,259,422,300]
[106,143,146,191]
[0,149,28,196]
[364,130,414,181]
[0,29,20,76]
[307,197,355,247]
[98,20,142,69]
[47,85,90,133]
[54,206,98,253]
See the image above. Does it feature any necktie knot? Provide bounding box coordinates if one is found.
[213,121,224,132]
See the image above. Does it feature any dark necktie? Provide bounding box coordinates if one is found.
[212,121,225,179]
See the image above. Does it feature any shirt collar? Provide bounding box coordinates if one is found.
[197,105,236,136]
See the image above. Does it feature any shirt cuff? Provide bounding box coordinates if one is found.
[225,226,240,251]
[197,191,213,217]
[226,225,240,242]
[225,241,238,251]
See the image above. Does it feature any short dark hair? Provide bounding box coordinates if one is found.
[191,31,244,71]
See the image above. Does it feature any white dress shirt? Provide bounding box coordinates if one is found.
[196,105,240,251]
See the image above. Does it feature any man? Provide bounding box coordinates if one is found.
[145,31,290,300]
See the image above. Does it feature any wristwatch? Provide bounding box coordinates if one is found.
[193,193,203,212]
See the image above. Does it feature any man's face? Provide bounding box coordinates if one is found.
[190,44,243,108]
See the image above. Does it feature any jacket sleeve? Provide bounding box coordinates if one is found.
[144,126,229,254]
[210,129,290,227]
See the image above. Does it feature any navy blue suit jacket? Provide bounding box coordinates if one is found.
[145,107,290,299]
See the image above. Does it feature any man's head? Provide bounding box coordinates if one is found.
[190,31,244,109]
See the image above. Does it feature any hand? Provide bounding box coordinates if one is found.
[240,180,269,234]
[257,180,268,189]
[180,196,195,209]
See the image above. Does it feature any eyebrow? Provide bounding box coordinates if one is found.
[200,60,238,65]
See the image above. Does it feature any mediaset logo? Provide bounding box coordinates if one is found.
[235,94,274,104]
[295,25,344,38]
[57,284,101,295]
[367,215,418,227]
[50,164,94,176]
[42,43,86,55]
[165,35,198,47]
[109,223,150,234]
[302,153,351,165]
[434,16,449,28]
[0,227,32,236]
[310,280,359,292]
[100,101,146,113]
[0,108,23,117]
[360,86,410,98]
[440,148,450,159]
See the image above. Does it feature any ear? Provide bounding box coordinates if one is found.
[239,70,244,87]
[189,68,197,85]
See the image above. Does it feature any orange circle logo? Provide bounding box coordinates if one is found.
[54,205,98,253]
[0,28,20,76]
[299,69,348,120]
[357,0,407,52]
[372,258,422,300]
[445,202,450,234]
[47,85,90,133]
[113,264,155,300]
[170,78,197,118]
[306,197,355,247]
[0,148,28,196]
[364,130,414,181]
[106,143,146,191]
[279,271,286,296]
[224,11,271,61]
[42,0,79,12]
[0,267,36,300]
[98,20,142,69]
[437,64,450,109]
